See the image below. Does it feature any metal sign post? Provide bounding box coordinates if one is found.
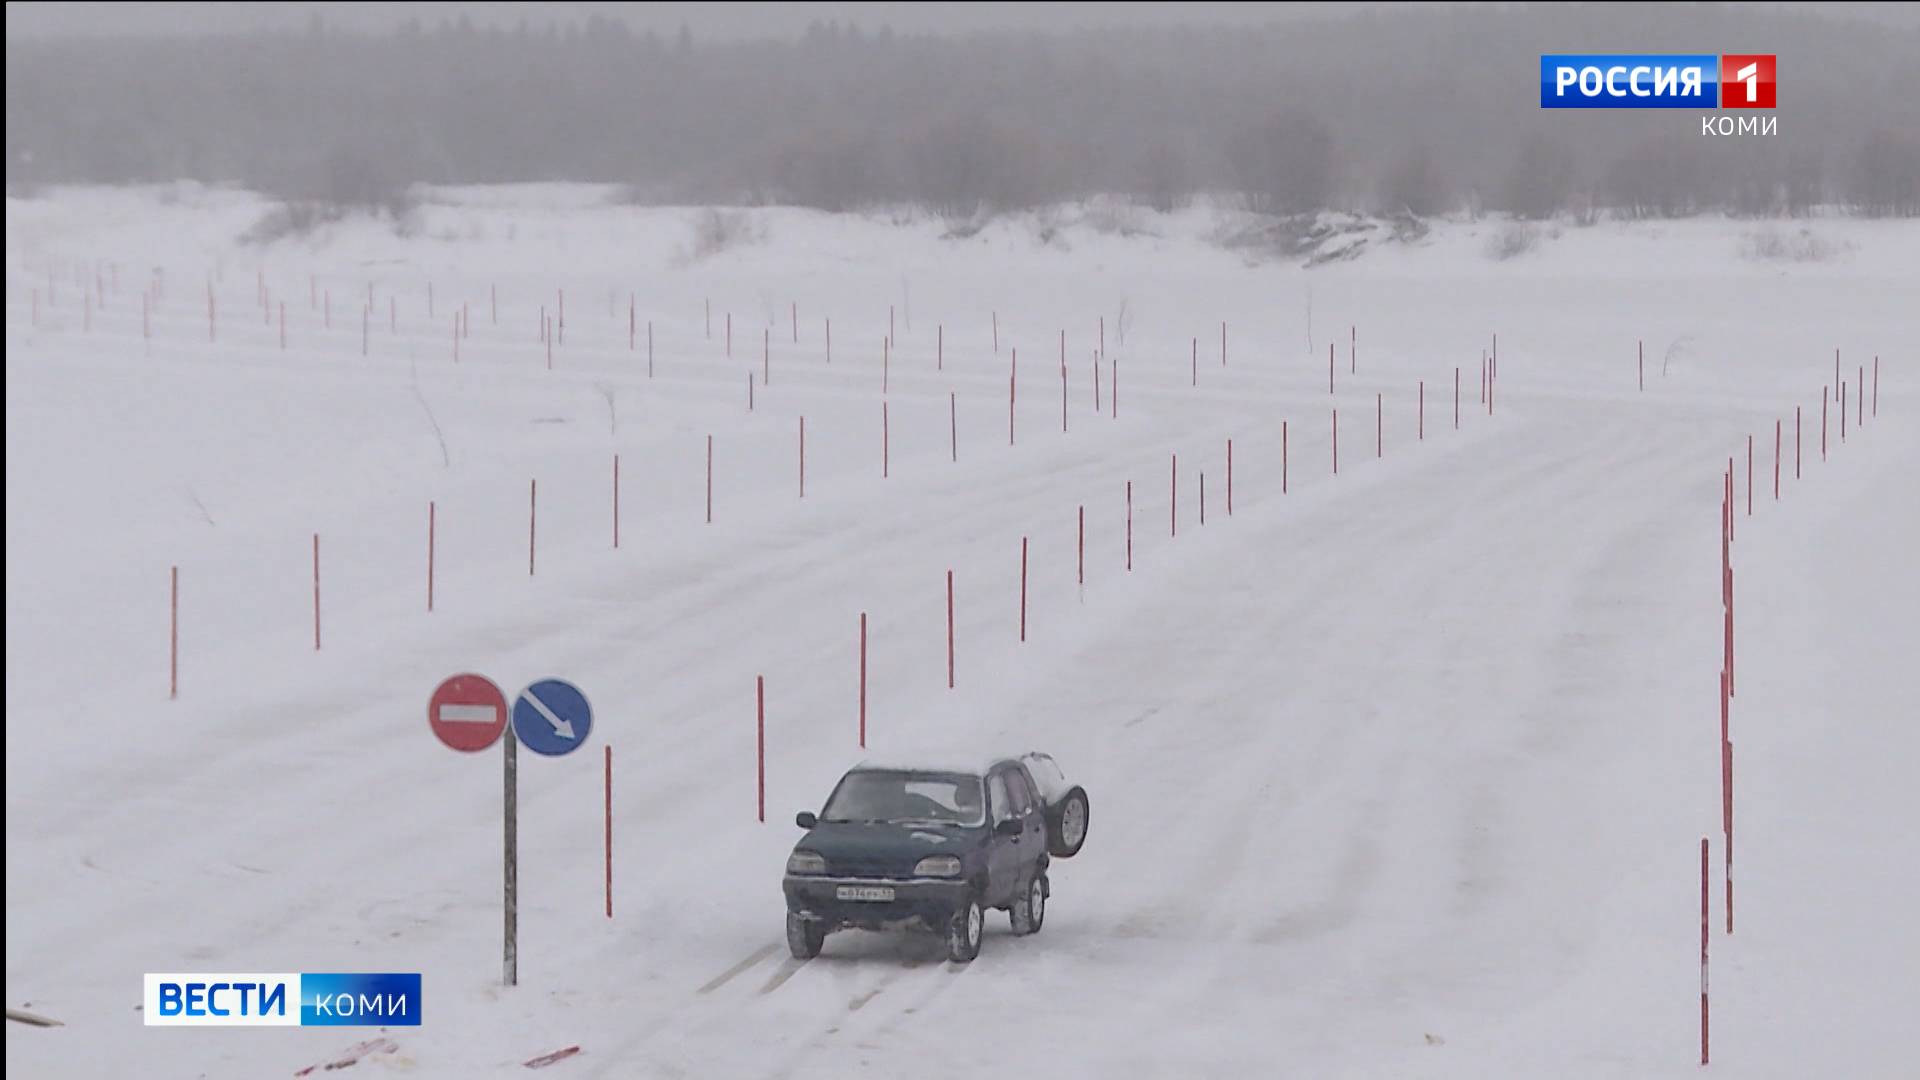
[504,722,518,987]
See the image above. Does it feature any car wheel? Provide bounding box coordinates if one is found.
[1047,786,1090,858]
[1010,874,1047,935]
[946,896,984,963]
[786,913,825,960]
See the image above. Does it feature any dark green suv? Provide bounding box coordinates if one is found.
[782,754,1090,962]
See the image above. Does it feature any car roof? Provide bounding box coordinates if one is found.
[847,756,1025,778]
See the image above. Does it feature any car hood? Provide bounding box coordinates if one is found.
[795,821,981,874]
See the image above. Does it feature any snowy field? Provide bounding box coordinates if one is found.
[5,186,1916,1078]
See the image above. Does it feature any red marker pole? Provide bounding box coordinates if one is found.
[747,371,754,411]
[756,676,765,823]
[1454,367,1460,430]
[604,745,613,918]
[1796,406,1802,479]
[1200,474,1206,526]
[389,296,395,334]
[1418,381,1424,441]
[706,436,713,524]
[1701,836,1710,1066]
[1773,421,1780,501]
[1125,482,1133,571]
[1019,537,1029,643]
[1226,439,1233,515]
[1009,349,1017,447]
[799,417,806,499]
[613,454,621,548]
[1376,393,1383,459]
[946,571,956,689]
[1282,420,1289,494]
[1350,325,1356,373]
[1061,357,1068,434]
[1093,354,1100,412]
[169,565,179,700]
[1077,505,1085,588]
[938,324,943,370]
[1747,435,1753,516]
[1191,338,1197,387]
[312,533,322,651]
[992,311,998,353]
[1222,321,1228,366]
[1822,387,1828,460]
[792,301,798,344]
[858,613,867,748]
[1726,741,1735,935]
[528,480,537,576]
[427,501,436,612]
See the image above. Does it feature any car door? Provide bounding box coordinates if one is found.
[1003,767,1048,878]
[984,769,1022,906]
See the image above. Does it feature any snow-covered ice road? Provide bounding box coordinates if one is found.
[7,191,1916,1078]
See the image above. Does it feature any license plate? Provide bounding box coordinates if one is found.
[835,885,895,902]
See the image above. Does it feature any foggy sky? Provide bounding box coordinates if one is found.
[10,1,1920,40]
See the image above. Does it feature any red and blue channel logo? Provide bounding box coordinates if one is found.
[1540,55,1775,109]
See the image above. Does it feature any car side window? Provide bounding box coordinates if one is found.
[987,771,1012,824]
[1005,769,1035,818]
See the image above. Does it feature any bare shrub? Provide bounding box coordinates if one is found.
[1740,227,1847,263]
[681,208,766,262]
[1485,222,1540,260]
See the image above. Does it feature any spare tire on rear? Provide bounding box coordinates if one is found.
[1045,785,1089,858]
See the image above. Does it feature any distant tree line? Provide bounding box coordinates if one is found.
[6,5,1917,219]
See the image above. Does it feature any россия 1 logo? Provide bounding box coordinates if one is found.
[143,973,422,1027]
[1540,54,1776,108]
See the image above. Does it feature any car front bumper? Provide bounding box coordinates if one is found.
[783,874,970,930]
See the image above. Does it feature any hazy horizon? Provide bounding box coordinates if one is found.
[10,1,1920,41]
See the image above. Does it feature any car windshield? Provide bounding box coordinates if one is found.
[821,771,985,827]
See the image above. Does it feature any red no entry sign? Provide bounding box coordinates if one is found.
[429,673,508,752]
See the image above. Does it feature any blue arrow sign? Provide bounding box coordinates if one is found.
[511,679,592,756]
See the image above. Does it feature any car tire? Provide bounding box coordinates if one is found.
[1010,874,1047,935]
[946,896,985,963]
[786,913,825,960]
[1046,786,1090,858]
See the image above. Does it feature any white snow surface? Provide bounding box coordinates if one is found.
[6,186,1918,1078]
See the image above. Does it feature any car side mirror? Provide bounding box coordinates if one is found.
[796,812,817,829]
[995,818,1021,837]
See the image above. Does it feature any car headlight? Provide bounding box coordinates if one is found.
[913,855,962,878]
[787,851,827,875]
